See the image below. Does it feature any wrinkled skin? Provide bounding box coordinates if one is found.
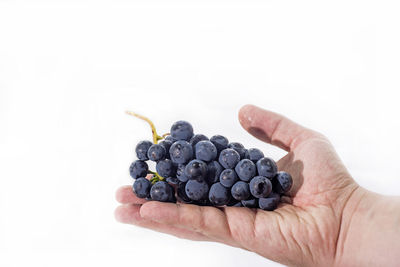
[115,104,400,267]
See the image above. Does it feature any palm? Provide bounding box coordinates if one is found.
[115,105,358,267]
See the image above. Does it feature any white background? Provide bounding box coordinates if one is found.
[1,1,399,266]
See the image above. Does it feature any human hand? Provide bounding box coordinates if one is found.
[115,104,398,266]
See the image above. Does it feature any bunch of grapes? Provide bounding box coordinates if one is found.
[128,112,292,211]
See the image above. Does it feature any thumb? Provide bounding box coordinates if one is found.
[239,104,321,152]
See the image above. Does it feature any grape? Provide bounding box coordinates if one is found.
[259,192,280,211]
[273,171,293,193]
[231,181,251,200]
[170,120,194,141]
[219,169,238,188]
[176,164,189,182]
[241,198,258,208]
[165,135,176,142]
[256,157,277,179]
[206,161,223,184]
[189,134,208,150]
[150,181,175,202]
[208,183,231,206]
[210,135,229,153]
[249,176,272,198]
[169,140,193,164]
[195,140,217,162]
[245,148,264,163]
[166,177,180,185]
[129,160,148,178]
[159,140,173,159]
[133,177,151,198]
[218,148,240,169]
[235,159,256,182]
[147,144,166,161]
[156,158,175,178]
[177,182,192,203]
[135,140,153,160]
[185,180,209,201]
[184,159,208,181]
[228,142,246,159]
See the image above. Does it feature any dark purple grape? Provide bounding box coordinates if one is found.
[259,193,280,211]
[208,182,231,206]
[235,159,256,182]
[231,181,250,201]
[165,135,176,142]
[249,176,272,198]
[176,164,189,182]
[273,171,293,193]
[166,176,180,185]
[189,134,209,150]
[133,177,151,198]
[159,140,173,159]
[219,169,238,188]
[228,142,246,159]
[184,159,208,181]
[195,140,217,162]
[129,160,148,178]
[241,198,258,208]
[177,182,192,203]
[210,135,229,154]
[150,181,174,202]
[256,157,277,179]
[170,121,194,141]
[185,180,209,201]
[206,161,223,184]
[169,140,193,164]
[218,148,240,169]
[156,158,175,178]
[135,140,153,161]
[147,144,166,161]
[245,148,264,163]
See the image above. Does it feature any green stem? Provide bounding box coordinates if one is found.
[126,111,164,144]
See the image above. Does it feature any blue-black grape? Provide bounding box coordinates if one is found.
[169,140,193,164]
[156,158,175,178]
[176,164,189,182]
[218,148,240,169]
[189,134,208,150]
[256,157,277,179]
[185,180,209,200]
[206,161,223,184]
[245,148,264,163]
[219,169,238,188]
[231,181,251,200]
[208,183,231,206]
[249,176,272,198]
[129,160,148,178]
[259,192,280,211]
[133,177,151,198]
[210,135,229,153]
[235,159,256,182]
[166,176,180,185]
[135,140,153,160]
[159,140,173,159]
[150,181,175,202]
[241,198,258,208]
[147,144,166,161]
[170,120,194,141]
[228,142,246,159]
[184,159,208,181]
[165,135,176,142]
[195,140,217,162]
[273,171,293,193]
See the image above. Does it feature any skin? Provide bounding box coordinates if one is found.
[115,104,400,267]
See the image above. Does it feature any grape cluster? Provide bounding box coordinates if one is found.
[129,120,293,211]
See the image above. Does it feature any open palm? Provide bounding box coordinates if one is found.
[115,105,360,266]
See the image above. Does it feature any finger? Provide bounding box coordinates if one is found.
[114,204,210,241]
[140,201,246,248]
[115,185,148,204]
[238,104,323,151]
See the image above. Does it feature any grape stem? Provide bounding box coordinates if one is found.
[125,111,164,144]
[148,171,165,184]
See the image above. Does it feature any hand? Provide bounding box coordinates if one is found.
[115,104,399,266]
